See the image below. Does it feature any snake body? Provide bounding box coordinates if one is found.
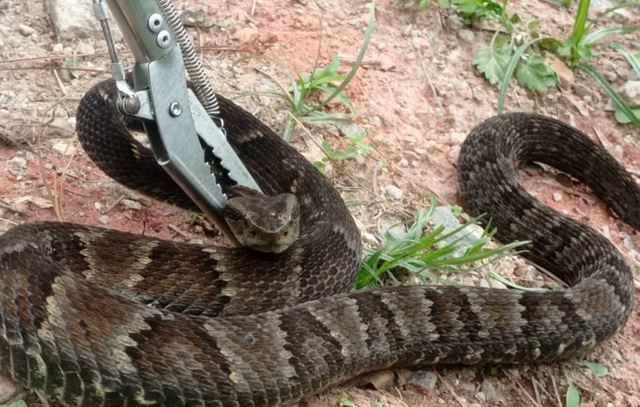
[0,78,637,406]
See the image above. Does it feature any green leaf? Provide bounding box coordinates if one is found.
[453,0,481,15]
[338,396,356,407]
[64,55,80,79]
[473,44,512,85]
[497,37,548,113]
[615,108,640,124]
[583,362,609,377]
[566,383,580,407]
[0,401,28,407]
[515,54,558,92]
[511,12,522,24]
[313,160,327,172]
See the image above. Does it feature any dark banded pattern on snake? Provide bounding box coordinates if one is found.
[0,78,637,406]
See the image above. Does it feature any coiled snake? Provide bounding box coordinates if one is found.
[0,78,637,406]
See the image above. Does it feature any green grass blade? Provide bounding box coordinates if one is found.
[571,0,591,43]
[319,2,376,109]
[356,201,527,290]
[488,271,546,292]
[610,42,640,76]
[497,38,546,113]
[601,2,640,15]
[582,25,640,46]
[578,63,640,127]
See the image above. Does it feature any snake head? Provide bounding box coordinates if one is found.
[223,185,300,253]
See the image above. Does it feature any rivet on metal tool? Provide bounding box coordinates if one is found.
[156,30,171,48]
[147,13,164,33]
[169,102,182,117]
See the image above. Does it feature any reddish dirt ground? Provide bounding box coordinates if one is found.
[0,1,639,406]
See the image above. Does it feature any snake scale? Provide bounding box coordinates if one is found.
[0,77,638,406]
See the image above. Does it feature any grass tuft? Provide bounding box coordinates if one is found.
[355,198,528,290]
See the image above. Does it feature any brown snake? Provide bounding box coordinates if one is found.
[0,78,637,406]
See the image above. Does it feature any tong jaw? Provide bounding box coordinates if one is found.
[93,0,261,242]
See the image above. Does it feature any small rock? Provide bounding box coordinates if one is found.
[335,122,366,138]
[121,199,142,211]
[524,265,539,280]
[457,29,475,43]
[573,82,592,98]
[548,57,574,89]
[611,9,631,23]
[164,207,180,216]
[480,277,507,289]
[446,13,463,30]
[368,115,382,127]
[76,40,95,56]
[379,59,396,72]
[619,80,640,107]
[411,36,430,49]
[31,196,53,209]
[354,217,378,245]
[99,215,110,225]
[604,71,618,82]
[47,0,122,40]
[232,26,258,43]
[17,24,36,37]
[181,4,208,26]
[552,192,562,202]
[447,132,467,145]
[482,379,500,405]
[402,24,413,37]
[358,370,396,390]
[6,156,27,178]
[409,371,437,392]
[52,139,74,155]
[13,196,52,209]
[448,145,460,162]
[432,206,485,257]
[622,233,635,250]
[377,215,404,237]
[385,185,404,200]
[589,0,616,17]
[386,223,407,240]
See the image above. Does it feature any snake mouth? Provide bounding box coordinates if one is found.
[235,227,299,253]
[248,241,295,254]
